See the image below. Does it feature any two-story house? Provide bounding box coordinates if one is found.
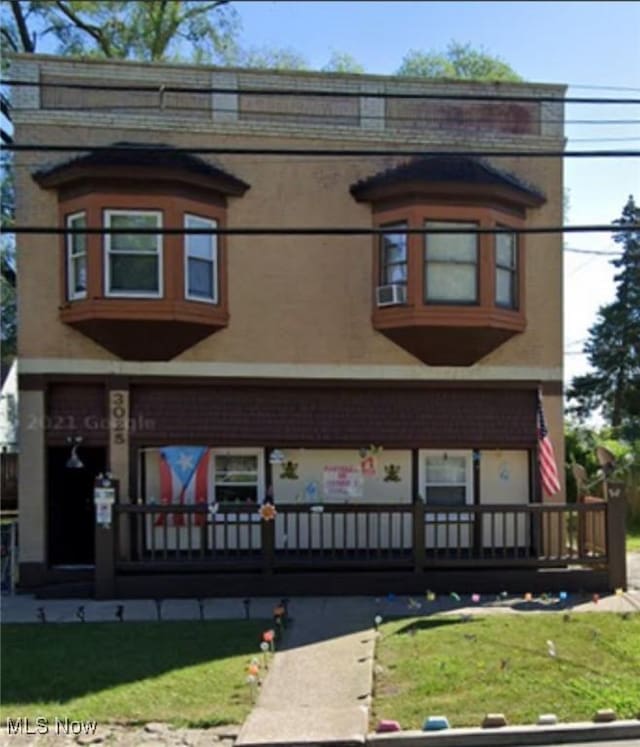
[13,54,581,597]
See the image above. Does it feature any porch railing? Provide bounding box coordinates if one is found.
[92,493,626,598]
[114,500,610,571]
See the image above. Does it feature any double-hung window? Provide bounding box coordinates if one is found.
[214,454,260,504]
[380,224,408,286]
[496,230,518,309]
[425,221,478,303]
[66,211,87,300]
[185,214,218,303]
[423,452,473,507]
[105,210,162,297]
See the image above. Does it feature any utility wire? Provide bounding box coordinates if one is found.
[564,248,623,256]
[5,144,639,158]
[3,78,639,105]
[6,224,638,236]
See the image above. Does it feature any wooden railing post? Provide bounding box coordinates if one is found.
[412,500,426,572]
[606,481,627,591]
[262,516,275,574]
[95,508,116,599]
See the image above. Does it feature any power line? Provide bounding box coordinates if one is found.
[5,144,639,158]
[564,248,623,256]
[5,224,638,236]
[568,83,640,92]
[3,78,639,105]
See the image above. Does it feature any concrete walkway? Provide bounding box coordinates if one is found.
[237,598,375,747]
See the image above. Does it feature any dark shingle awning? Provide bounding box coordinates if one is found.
[33,142,250,197]
[350,155,545,208]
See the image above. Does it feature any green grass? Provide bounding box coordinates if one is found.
[373,613,640,729]
[627,516,640,551]
[1,620,268,727]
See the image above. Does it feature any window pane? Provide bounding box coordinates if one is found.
[496,267,514,306]
[426,264,476,302]
[384,263,407,284]
[496,233,515,267]
[382,233,406,264]
[426,222,477,262]
[73,255,87,294]
[187,234,214,261]
[426,456,466,484]
[216,455,258,472]
[188,258,214,298]
[380,228,407,285]
[69,215,86,255]
[110,214,159,253]
[425,485,466,506]
[110,255,158,292]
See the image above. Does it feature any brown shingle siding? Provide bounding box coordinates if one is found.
[129,384,535,448]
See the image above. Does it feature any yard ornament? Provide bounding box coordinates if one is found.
[471,593,480,603]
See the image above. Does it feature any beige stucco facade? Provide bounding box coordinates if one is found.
[13,56,567,573]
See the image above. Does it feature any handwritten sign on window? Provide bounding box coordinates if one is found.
[323,465,363,500]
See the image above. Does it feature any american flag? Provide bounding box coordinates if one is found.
[537,391,561,496]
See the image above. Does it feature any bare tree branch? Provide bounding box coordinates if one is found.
[53,0,112,57]
[10,0,35,52]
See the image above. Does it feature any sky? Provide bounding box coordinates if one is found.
[231,0,640,388]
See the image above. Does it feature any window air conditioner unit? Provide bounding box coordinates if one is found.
[376,284,407,307]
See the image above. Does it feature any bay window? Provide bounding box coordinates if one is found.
[185,214,218,303]
[425,221,478,304]
[66,211,87,300]
[105,210,162,297]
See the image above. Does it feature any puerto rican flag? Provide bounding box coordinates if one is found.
[156,446,210,526]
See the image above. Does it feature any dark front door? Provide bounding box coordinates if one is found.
[48,446,107,566]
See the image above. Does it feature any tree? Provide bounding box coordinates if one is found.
[1,152,16,369]
[322,51,365,74]
[222,44,309,71]
[396,41,522,81]
[2,1,239,62]
[568,196,640,439]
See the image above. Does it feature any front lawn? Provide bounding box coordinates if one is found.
[374,613,640,729]
[1,620,267,727]
[627,515,640,551]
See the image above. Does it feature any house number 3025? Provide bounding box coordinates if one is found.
[110,391,128,445]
